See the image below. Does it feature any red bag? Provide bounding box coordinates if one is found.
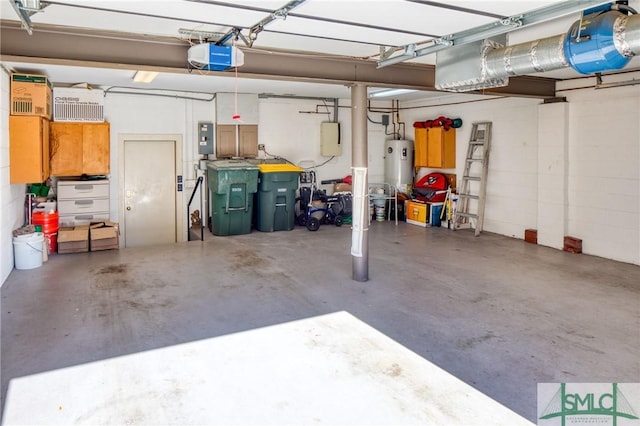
[413,173,449,202]
[415,173,448,191]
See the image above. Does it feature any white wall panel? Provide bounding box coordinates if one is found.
[562,89,640,264]
[537,102,568,250]
[0,69,28,286]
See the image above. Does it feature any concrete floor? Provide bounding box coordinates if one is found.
[1,221,639,423]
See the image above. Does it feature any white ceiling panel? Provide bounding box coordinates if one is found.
[434,1,566,17]
[250,31,383,58]
[29,0,266,36]
[267,16,428,47]
[3,0,640,99]
[29,9,228,40]
[293,0,497,38]
[198,0,289,10]
[44,0,266,26]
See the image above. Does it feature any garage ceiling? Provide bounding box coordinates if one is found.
[1,0,640,99]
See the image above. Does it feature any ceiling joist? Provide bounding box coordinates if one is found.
[0,20,556,98]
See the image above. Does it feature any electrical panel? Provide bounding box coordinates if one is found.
[321,122,341,156]
[198,121,214,155]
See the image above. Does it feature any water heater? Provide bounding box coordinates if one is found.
[384,139,414,191]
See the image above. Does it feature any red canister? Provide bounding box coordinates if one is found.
[32,211,59,253]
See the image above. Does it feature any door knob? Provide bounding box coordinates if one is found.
[126,206,131,211]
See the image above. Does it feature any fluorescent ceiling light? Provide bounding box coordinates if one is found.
[133,71,159,83]
[369,88,417,98]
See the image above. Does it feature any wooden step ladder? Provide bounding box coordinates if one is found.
[453,121,492,236]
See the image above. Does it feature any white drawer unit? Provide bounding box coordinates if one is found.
[57,181,110,199]
[58,198,110,213]
[57,179,110,227]
[59,213,110,228]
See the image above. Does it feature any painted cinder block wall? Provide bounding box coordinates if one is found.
[0,69,29,285]
[401,96,541,240]
[559,81,640,265]
[2,77,639,286]
[401,81,640,265]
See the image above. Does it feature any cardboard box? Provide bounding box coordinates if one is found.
[10,73,52,119]
[443,173,457,193]
[57,226,89,254]
[406,200,428,227]
[90,222,119,251]
[53,87,105,122]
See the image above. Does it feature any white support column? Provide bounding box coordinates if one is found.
[351,84,369,282]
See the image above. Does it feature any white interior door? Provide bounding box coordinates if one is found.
[123,140,176,247]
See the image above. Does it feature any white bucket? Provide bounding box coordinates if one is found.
[310,201,326,220]
[375,204,386,221]
[13,232,44,270]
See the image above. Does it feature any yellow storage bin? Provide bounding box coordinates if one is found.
[406,200,428,227]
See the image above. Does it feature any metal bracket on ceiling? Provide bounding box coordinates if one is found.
[433,38,453,47]
[9,0,45,35]
[379,46,395,61]
[499,15,524,29]
[379,44,417,62]
[216,27,244,46]
[248,26,263,46]
[379,44,416,61]
[178,29,225,44]
[236,31,250,47]
[245,0,307,47]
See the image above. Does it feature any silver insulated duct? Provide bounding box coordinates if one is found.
[484,34,568,80]
[436,10,640,92]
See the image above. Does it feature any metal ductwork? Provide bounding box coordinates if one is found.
[436,8,640,92]
[484,34,568,80]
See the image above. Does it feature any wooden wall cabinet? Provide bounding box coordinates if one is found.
[414,128,428,168]
[238,125,258,158]
[216,124,258,158]
[414,127,456,169]
[50,122,110,176]
[9,116,50,184]
[426,127,456,169]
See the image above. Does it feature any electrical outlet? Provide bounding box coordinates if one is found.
[258,144,265,151]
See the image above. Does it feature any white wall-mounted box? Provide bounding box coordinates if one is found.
[321,122,341,156]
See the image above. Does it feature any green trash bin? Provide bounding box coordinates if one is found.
[207,160,259,236]
[256,164,303,232]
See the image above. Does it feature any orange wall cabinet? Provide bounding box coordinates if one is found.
[414,128,428,168]
[9,116,50,184]
[426,127,456,169]
[50,122,110,176]
[414,127,456,169]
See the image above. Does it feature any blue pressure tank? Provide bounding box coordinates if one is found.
[564,11,631,74]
